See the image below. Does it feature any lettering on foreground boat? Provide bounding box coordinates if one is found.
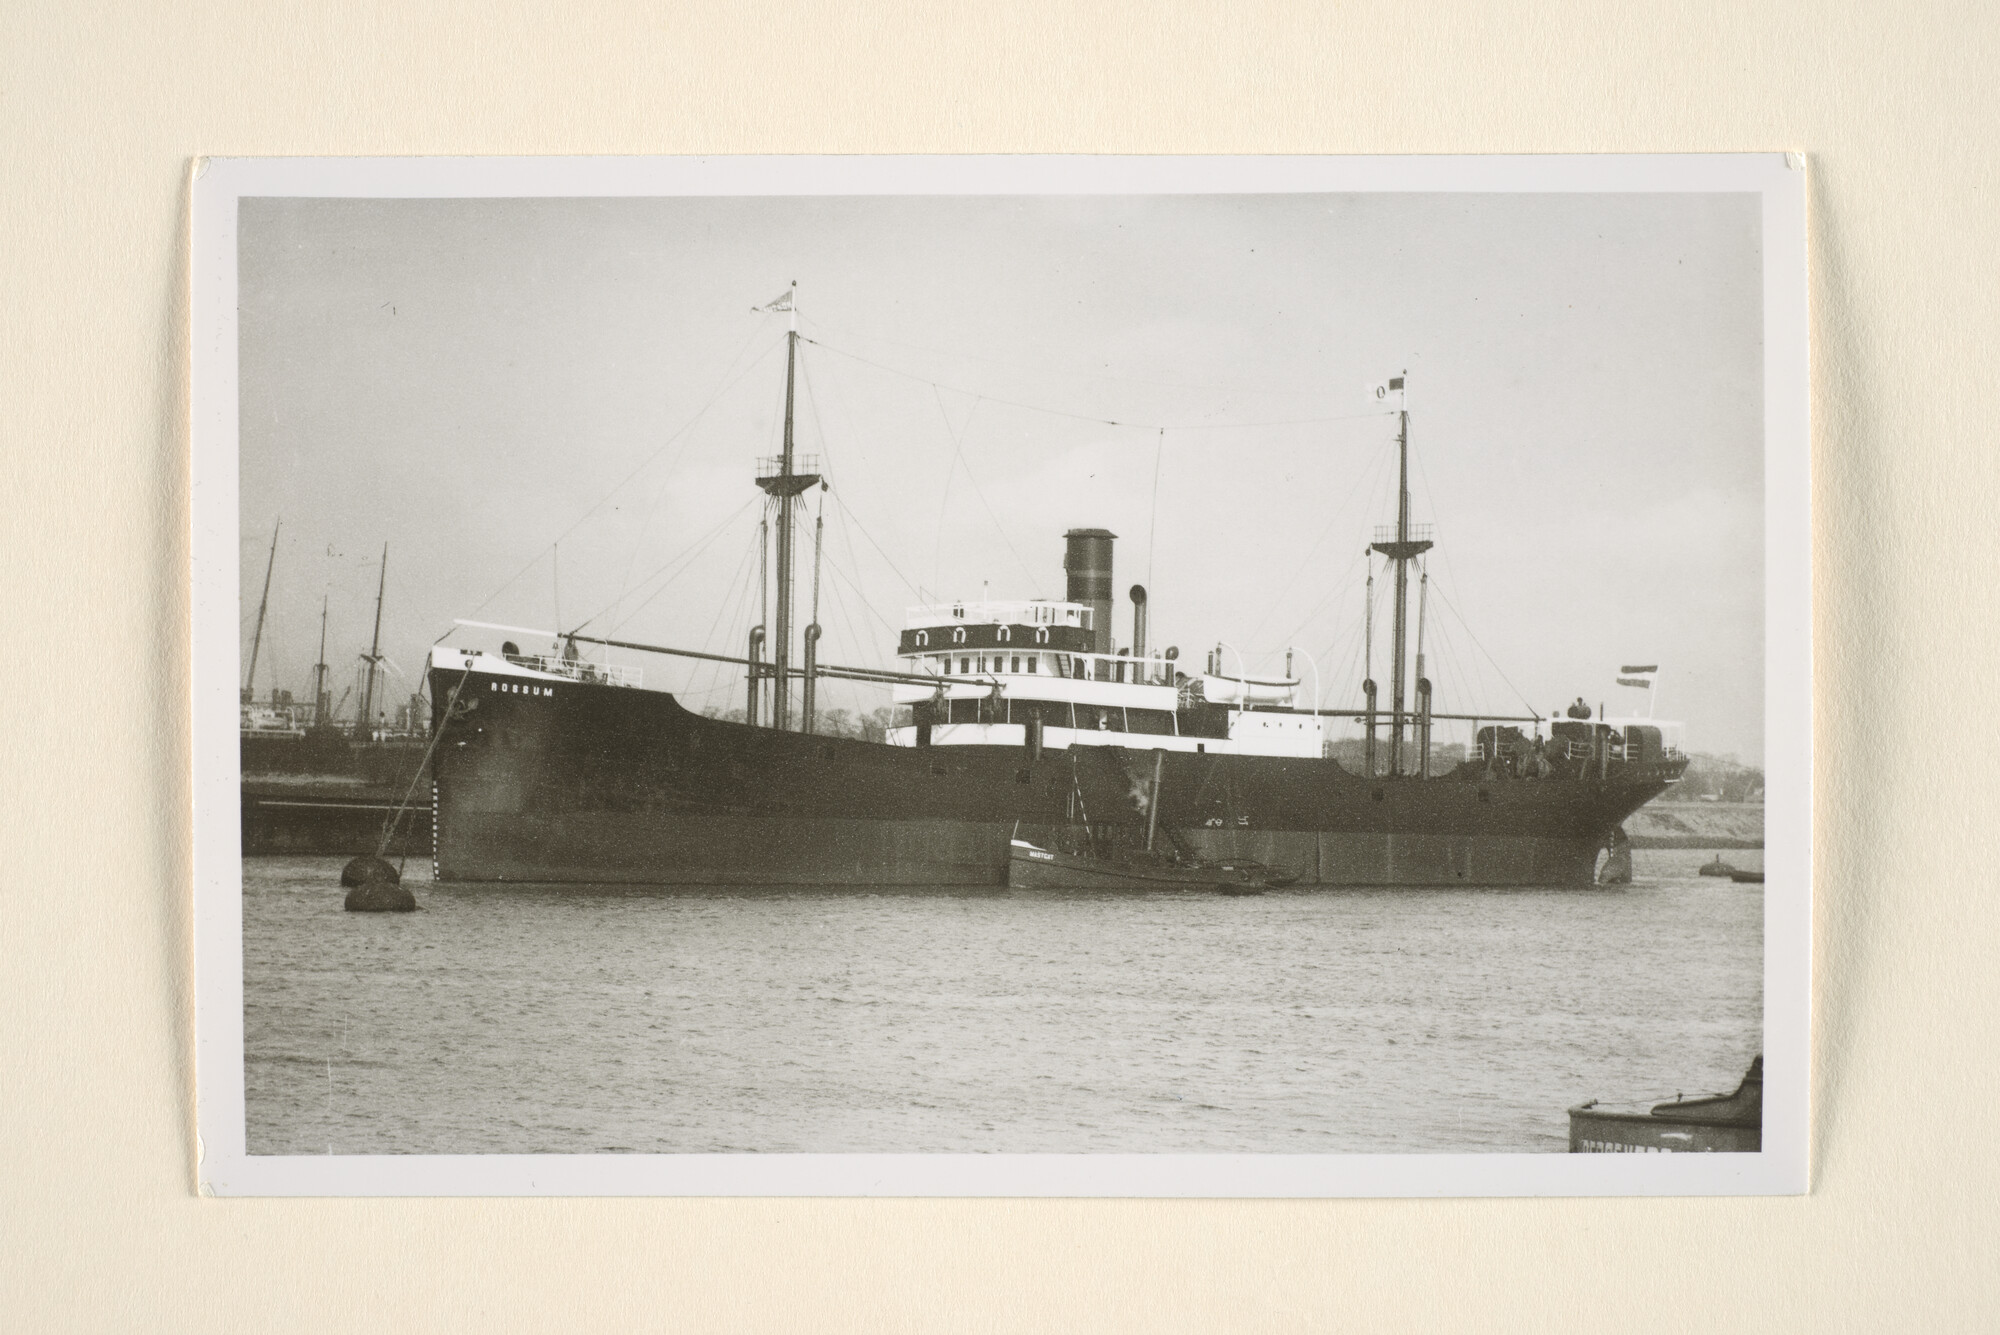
[424,321,1688,888]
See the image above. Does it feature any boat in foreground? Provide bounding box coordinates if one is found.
[1568,1056,1763,1153]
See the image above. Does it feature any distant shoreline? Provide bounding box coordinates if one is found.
[1626,800,1764,849]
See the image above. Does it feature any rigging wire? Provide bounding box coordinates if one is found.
[928,388,974,595]
[1429,578,1540,718]
[685,512,764,708]
[1146,429,1164,594]
[449,326,786,637]
[1239,427,1397,650]
[826,489,923,598]
[791,346,880,665]
[571,495,758,636]
[928,385,1042,599]
[821,541,873,676]
[1256,512,1380,654]
[797,310,1351,401]
[793,340,915,597]
[610,320,781,607]
[820,541,907,646]
[801,336,1401,433]
[1397,434,1539,721]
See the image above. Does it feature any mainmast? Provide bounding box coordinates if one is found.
[1368,376,1430,776]
[753,283,821,731]
[1363,561,1377,775]
[243,519,279,704]
[357,544,386,742]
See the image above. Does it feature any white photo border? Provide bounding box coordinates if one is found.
[191,154,1809,1197]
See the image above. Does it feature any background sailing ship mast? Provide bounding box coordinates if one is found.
[751,284,822,733]
[356,544,388,741]
[242,519,280,705]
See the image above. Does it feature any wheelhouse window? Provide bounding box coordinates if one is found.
[1075,703,1127,731]
[1012,700,1072,727]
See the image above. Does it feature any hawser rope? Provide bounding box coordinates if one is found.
[373,663,476,877]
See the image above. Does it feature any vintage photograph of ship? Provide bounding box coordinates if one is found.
[234,185,1769,1160]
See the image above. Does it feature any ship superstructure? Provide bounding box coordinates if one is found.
[882,562,1323,760]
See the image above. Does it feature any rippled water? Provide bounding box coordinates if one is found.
[242,849,1762,1155]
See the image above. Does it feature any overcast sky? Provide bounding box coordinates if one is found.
[238,190,1763,758]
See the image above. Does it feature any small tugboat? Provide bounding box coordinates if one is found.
[1568,1055,1763,1152]
[1698,856,1738,877]
[1006,837,1282,892]
[1003,753,1297,891]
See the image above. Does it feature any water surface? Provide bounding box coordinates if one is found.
[244,849,1762,1154]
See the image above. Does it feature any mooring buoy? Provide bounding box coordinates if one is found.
[340,855,400,888]
[344,880,417,912]
[341,854,415,911]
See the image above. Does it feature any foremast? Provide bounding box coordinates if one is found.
[753,283,822,732]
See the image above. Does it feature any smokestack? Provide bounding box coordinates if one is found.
[1063,528,1116,656]
[1129,584,1148,661]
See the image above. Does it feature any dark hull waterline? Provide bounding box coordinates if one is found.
[428,666,1679,889]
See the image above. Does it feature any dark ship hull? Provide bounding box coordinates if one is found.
[428,664,1681,888]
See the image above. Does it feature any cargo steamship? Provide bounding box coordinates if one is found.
[425,309,1687,887]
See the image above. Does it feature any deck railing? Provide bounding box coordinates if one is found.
[509,654,643,688]
[756,453,821,479]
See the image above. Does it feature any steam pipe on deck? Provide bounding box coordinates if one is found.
[1363,558,1378,776]
[746,625,765,724]
[802,623,821,733]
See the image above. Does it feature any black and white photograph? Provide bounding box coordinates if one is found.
[191,155,1808,1195]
